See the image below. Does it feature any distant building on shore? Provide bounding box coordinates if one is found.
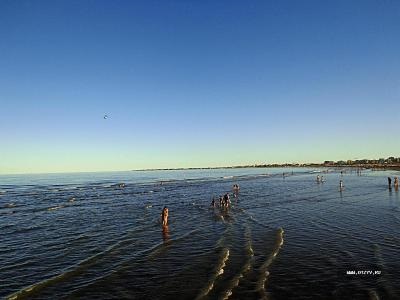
[322,156,400,167]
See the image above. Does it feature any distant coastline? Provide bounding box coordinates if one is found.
[133,156,400,172]
[133,164,400,172]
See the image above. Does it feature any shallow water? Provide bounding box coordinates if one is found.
[1,168,400,299]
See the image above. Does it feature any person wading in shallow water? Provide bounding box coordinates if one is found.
[339,180,344,191]
[223,193,231,207]
[162,224,170,242]
[161,207,169,226]
[388,177,392,189]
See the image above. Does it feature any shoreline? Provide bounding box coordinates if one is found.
[2,164,399,177]
[133,164,400,172]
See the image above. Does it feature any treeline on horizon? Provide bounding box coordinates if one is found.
[133,156,400,171]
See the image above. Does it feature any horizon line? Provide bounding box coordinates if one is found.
[1,157,399,176]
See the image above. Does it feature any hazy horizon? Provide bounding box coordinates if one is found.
[1,0,399,174]
[1,155,398,176]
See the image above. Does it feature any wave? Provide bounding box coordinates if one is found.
[368,289,380,300]
[195,248,230,300]
[194,226,232,300]
[256,227,284,299]
[5,241,135,299]
[220,226,255,300]
[47,205,64,211]
[6,227,199,300]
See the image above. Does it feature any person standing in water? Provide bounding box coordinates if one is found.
[388,177,392,189]
[394,177,399,190]
[219,195,224,207]
[316,175,320,183]
[223,193,229,207]
[226,193,231,207]
[161,207,169,226]
[162,225,170,242]
[233,184,240,197]
[339,180,344,191]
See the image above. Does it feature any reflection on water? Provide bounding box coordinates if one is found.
[162,225,170,242]
[1,168,400,299]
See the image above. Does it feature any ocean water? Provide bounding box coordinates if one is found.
[1,168,400,300]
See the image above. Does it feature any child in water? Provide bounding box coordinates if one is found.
[161,207,169,226]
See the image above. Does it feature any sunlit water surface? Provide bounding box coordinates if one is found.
[1,168,400,299]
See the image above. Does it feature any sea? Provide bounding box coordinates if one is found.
[1,167,400,300]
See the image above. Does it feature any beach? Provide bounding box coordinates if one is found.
[1,168,400,299]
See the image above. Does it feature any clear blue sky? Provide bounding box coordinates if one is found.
[1,0,399,174]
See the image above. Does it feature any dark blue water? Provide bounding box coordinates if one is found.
[1,168,400,299]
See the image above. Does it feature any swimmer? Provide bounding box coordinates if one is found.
[316,175,320,183]
[394,177,399,190]
[161,207,169,226]
[388,177,392,188]
[339,180,344,191]
[321,176,325,183]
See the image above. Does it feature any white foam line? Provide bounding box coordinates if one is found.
[47,205,64,211]
[7,228,198,300]
[195,248,230,300]
[368,289,380,300]
[257,227,284,299]
[220,227,255,300]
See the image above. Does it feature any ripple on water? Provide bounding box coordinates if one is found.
[1,169,400,299]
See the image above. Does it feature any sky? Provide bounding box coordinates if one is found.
[0,0,399,174]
